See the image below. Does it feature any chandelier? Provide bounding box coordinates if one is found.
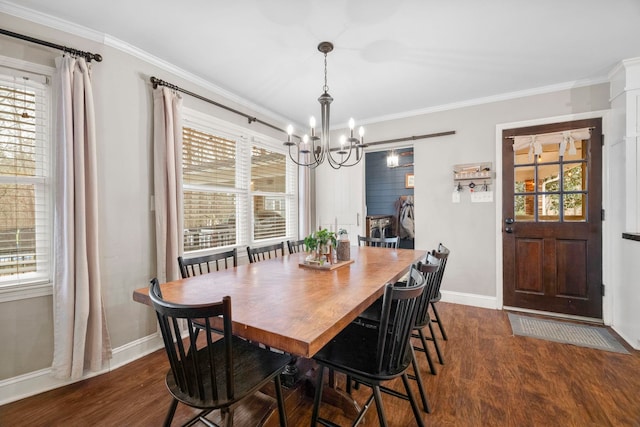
[284,41,366,169]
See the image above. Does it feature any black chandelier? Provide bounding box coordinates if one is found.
[284,42,366,169]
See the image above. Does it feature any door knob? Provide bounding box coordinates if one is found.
[505,227,513,233]
[505,218,515,224]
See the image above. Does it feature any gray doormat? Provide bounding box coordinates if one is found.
[508,312,630,354]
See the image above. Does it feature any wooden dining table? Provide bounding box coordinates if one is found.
[133,245,426,358]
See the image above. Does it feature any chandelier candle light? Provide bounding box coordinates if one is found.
[284,41,366,169]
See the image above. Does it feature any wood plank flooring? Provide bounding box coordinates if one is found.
[1,302,639,426]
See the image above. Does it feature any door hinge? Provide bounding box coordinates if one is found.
[602,134,605,146]
[601,209,605,221]
[601,284,605,297]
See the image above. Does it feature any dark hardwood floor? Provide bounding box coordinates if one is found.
[1,303,640,426]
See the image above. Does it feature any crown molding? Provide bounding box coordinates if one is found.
[0,1,104,43]
[360,76,610,126]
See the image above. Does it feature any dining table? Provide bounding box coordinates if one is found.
[133,245,426,358]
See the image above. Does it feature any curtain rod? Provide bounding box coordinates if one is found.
[0,28,102,62]
[150,76,286,134]
[504,127,594,139]
[366,130,456,146]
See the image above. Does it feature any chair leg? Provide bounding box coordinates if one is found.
[427,320,445,365]
[310,366,325,426]
[163,398,179,427]
[401,373,426,427]
[410,346,431,413]
[416,329,437,375]
[430,301,448,340]
[372,385,388,427]
[274,375,288,427]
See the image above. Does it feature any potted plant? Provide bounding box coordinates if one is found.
[303,228,337,265]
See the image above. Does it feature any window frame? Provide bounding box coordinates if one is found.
[0,55,54,303]
[182,108,297,257]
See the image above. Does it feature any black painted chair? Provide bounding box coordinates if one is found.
[148,279,290,427]
[413,253,443,375]
[430,243,450,346]
[357,235,400,248]
[246,242,285,263]
[177,248,237,279]
[311,266,428,426]
[286,239,305,254]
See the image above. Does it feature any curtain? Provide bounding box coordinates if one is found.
[153,87,184,283]
[52,56,112,380]
[512,128,591,161]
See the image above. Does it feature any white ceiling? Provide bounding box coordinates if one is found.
[4,0,640,130]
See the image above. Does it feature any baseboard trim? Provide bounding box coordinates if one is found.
[0,332,163,406]
[440,290,498,309]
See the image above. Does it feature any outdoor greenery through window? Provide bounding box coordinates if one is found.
[182,112,296,253]
[0,69,51,285]
[514,140,587,222]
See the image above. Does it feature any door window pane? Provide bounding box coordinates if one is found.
[564,193,586,221]
[563,162,585,191]
[515,195,535,221]
[563,140,585,161]
[538,164,560,193]
[538,194,560,221]
[514,166,535,193]
[514,146,531,166]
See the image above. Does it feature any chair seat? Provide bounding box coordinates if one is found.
[313,322,413,381]
[167,335,291,409]
[431,290,442,303]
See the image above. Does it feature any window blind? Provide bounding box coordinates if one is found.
[0,72,51,285]
[182,113,297,254]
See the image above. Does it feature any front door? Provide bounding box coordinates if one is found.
[502,118,602,318]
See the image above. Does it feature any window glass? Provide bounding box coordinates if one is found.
[0,73,51,285]
[182,113,296,252]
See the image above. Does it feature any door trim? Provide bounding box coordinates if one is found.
[494,110,612,325]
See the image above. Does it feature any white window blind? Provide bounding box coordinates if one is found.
[182,110,296,253]
[0,70,51,287]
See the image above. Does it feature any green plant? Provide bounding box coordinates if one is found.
[303,233,318,253]
[315,228,337,251]
[303,228,336,255]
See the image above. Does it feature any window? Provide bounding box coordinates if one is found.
[514,137,588,222]
[0,64,52,295]
[182,110,296,253]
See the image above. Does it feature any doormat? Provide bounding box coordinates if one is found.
[507,312,629,354]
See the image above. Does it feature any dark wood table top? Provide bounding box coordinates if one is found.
[133,245,426,358]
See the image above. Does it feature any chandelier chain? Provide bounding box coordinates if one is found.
[323,53,329,93]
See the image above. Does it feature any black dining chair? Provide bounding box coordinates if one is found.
[357,235,400,248]
[286,239,305,254]
[246,242,285,263]
[352,258,440,413]
[413,253,443,375]
[177,248,238,279]
[311,266,428,426]
[430,243,450,345]
[148,278,290,427]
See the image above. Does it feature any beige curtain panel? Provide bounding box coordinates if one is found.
[512,128,592,162]
[52,56,112,380]
[153,87,184,283]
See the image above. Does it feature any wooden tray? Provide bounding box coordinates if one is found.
[298,259,355,271]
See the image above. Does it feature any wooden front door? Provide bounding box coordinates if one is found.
[502,118,602,318]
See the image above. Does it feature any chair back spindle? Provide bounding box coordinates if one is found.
[357,235,400,249]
